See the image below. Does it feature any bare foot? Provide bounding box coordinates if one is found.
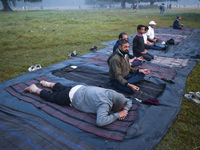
[24,84,38,93]
[40,80,51,87]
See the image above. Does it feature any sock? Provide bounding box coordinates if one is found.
[40,80,51,88]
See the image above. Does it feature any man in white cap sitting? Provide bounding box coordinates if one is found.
[147,21,161,43]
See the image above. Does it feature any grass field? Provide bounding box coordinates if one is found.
[0,8,200,149]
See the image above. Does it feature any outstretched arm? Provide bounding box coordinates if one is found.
[96,104,120,127]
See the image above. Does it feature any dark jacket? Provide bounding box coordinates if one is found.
[107,49,139,86]
[173,19,181,29]
[132,35,145,57]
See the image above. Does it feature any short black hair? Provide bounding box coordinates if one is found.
[145,26,149,31]
[177,16,181,19]
[137,25,145,31]
[119,32,127,39]
[118,39,129,47]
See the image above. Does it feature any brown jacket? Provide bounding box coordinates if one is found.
[107,49,139,86]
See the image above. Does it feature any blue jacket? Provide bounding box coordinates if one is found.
[113,40,134,59]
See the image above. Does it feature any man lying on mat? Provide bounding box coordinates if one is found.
[108,39,150,94]
[25,81,132,127]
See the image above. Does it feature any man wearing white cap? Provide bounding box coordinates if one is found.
[147,21,161,43]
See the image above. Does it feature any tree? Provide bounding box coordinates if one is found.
[1,0,42,11]
[85,0,178,9]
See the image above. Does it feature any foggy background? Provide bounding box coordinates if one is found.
[0,0,200,10]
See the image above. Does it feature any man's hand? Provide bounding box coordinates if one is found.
[129,57,137,63]
[127,83,140,92]
[141,49,148,54]
[153,39,157,42]
[150,42,154,46]
[136,56,145,61]
[118,109,128,120]
[139,69,150,75]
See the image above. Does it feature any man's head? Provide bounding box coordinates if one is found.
[144,26,149,33]
[118,39,129,54]
[112,93,127,111]
[119,32,128,40]
[137,25,145,34]
[149,21,157,28]
[177,16,181,20]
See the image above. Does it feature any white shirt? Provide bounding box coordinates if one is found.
[143,33,148,44]
[69,85,83,103]
[147,26,154,40]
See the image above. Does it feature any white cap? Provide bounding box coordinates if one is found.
[149,21,156,25]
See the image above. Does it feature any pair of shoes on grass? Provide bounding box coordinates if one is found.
[68,50,77,57]
[184,92,200,104]
[90,46,97,52]
[28,64,42,72]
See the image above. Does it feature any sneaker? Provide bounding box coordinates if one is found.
[35,64,42,69]
[90,46,97,52]
[28,65,37,72]
[68,50,77,57]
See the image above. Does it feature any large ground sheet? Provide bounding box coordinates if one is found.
[0,27,199,150]
[4,75,140,141]
[0,104,96,150]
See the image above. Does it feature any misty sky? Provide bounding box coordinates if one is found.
[0,0,200,9]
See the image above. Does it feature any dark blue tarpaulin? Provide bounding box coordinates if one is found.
[0,27,199,150]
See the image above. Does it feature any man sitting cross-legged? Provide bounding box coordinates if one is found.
[173,16,184,30]
[143,26,167,50]
[25,80,132,127]
[113,32,145,67]
[132,25,154,61]
[113,32,134,59]
[147,21,161,43]
[108,39,150,94]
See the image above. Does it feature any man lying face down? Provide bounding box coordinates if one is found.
[25,81,132,127]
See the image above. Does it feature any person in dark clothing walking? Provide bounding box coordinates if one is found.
[132,25,154,61]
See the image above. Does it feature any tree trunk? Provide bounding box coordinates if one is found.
[150,0,155,5]
[1,0,13,11]
[121,0,126,9]
[137,0,139,9]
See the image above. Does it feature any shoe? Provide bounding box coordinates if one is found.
[189,91,200,99]
[28,65,37,72]
[90,46,97,52]
[68,50,77,57]
[35,64,42,69]
[184,93,200,104]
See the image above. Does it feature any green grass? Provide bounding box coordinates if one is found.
[0,8,200,149]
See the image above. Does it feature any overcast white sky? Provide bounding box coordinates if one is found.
[0,0,200,9]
